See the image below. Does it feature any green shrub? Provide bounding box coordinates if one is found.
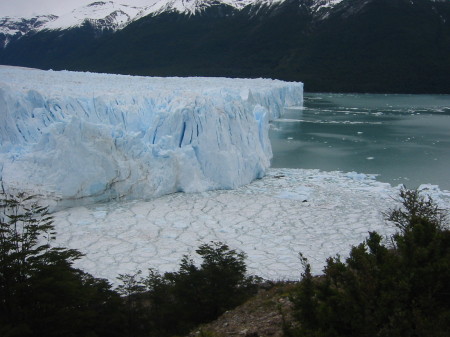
[117,241,260,336]
[290,188,450,337]
[0,192,126,337]
[0,191,259,337]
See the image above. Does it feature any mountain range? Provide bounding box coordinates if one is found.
[1,0,449,93]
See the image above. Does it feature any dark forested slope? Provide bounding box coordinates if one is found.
[1,0,449,93]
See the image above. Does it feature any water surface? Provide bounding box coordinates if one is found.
[270,93,450,190]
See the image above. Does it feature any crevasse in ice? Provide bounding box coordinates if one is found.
[0,66,303,209]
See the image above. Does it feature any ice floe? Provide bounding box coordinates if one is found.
[51,168,450,284]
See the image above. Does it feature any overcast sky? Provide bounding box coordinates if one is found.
[0,0,152,17]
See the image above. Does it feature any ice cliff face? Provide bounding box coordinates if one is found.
[0,66,303,209]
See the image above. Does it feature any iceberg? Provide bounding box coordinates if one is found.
[0,66,303,209]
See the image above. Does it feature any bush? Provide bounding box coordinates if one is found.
[290,188,450,337]
[0,192,259,337]
[117,241,260,336]
[0,192,126,337]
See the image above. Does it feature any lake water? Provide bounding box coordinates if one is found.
[270,93,450,190]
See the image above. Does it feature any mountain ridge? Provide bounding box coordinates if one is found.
[0,0,343,39]
[1,0,449,94]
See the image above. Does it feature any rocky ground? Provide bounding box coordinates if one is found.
[188,282,298,337]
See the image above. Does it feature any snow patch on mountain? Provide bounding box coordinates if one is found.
[41,1,143,31]
[313,0,344,11]
[135,0,258,18]
[0,15,57,47]
[0,0,347,36]
[0,66,303,209]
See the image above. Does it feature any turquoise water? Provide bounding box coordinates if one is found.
[270,93,450,190]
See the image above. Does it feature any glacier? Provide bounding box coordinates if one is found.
[0,66,303,209]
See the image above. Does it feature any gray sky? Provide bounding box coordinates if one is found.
[0,0,151,17]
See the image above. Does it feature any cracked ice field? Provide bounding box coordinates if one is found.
[52,168,450,284]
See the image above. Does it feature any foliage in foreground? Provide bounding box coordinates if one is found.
[116,241,261,337]
[0,192,126,337]
[0,191,258,337]
[290,188,450,337]
[2,188,449,337]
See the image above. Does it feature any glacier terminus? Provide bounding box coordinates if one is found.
[0,66,303,209]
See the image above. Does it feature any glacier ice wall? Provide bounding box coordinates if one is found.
[0,66,303,209]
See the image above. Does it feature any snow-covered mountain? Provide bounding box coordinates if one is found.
[0,15,57,47]
[0,1,144,37]
[0,0,448,93]
[42,1,144,31]
[0,15,56,36]
[0,0,344,38]
[139,0,259,16]
[0,0,350,51]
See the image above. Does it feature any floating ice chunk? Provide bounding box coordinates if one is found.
[345,171,377,181]
[276,186,312,201]
[418,184,450,206]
